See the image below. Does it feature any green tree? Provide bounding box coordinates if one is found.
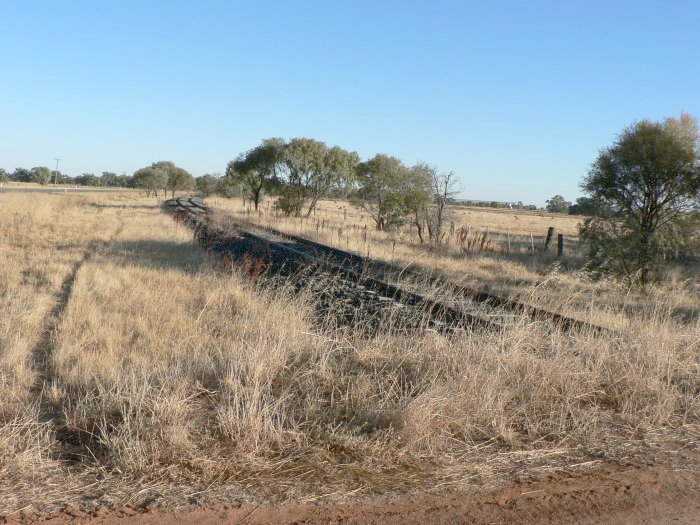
[132,166,168,197]
[0,169,8,183]
[352,154,410,230]
[403,163,434,242]
[580,114,700,285]
[168,167,195,197]
[101,172,120,187]
[545,194,571,213]
[568,196,608,216]
[305,145,359,215]
[277,138,325,216]
[31,166,53,185]
[11,168,33,183]
[149,161,194,197]
[75,173,101,186]
[276,138,358,216]
[226,138,284,210]
[195,174,221,196]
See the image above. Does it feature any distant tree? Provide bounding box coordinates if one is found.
[580,113,700,286]
[402,165,461,243]
[100,172,120,187]
[276,138,358,216]
[305,145,359,215]
[545,194,571,214]
[427,169,460,243]
[352,154,410,230]
[568,196,607,216]
[11,168,33,183]
[169,167,195,197]
[118,174,134,188]
[132,166,168,197]
[225,138,285,210]
[276,138,325,215]
[403,163,434,242]
[0,169,8,183]
[31,166,53,185]
[195,174,221,196]
[75,173,101,186]
[148,161,194,197]
[216,174,244,198]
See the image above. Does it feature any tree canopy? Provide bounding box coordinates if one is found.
[352,154,417,230]
[278,138,358,216]
[225,138,284,210]
[545,195,571,214]
[132,161,194,197]
[580,113,700,285]
[132,166,168,197]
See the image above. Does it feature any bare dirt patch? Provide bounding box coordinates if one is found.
[20,464,699,524]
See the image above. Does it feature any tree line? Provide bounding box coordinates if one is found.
[543,194,610,216]
[0,164,224,197]
[3,113,698,285]
[221,137,461,243]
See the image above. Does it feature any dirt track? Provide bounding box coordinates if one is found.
[26,465,699,524]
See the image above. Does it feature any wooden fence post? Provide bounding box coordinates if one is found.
[557,234,564,257]
[544,226,555,251]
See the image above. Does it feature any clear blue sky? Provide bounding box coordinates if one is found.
[2,1,698,205]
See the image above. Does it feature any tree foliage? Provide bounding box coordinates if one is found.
[31,166,53,185]
[132,161,193,197]
[580,114,700,285]
[221,137,460,233]
[352,154,410,230]
[74,173,102,186]
[149,161,195,197]
[545,194,571,214]
[195,174,221,196]
[12,168,34,183]
[568,196,608,216]
[225,138,284,210]
[132,166,168,197]
[276,138,358,216]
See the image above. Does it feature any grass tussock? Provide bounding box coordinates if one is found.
[0,191,698,514]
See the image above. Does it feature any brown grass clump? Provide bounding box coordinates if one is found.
[0,191,698,516]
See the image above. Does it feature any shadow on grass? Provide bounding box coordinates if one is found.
[89,203,157,211]
[101,238,209,272]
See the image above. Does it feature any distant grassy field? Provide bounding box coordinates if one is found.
[212,196,700,330]
[1,191,698,517]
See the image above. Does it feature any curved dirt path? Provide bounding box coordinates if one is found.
[31,465,699,524]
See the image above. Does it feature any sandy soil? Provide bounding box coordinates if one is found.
[16,464,698,525]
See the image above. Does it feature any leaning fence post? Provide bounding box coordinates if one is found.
[557,233,564,257]
[544,226,555,251]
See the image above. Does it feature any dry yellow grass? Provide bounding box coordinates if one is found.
[1,191,698,517]
[213,196,583,236]
[211,196,699,330]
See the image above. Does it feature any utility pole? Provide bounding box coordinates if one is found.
[54,158,61,186]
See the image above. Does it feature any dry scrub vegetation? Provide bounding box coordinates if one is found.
[0,192,698,517]
[212,196,700,331]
